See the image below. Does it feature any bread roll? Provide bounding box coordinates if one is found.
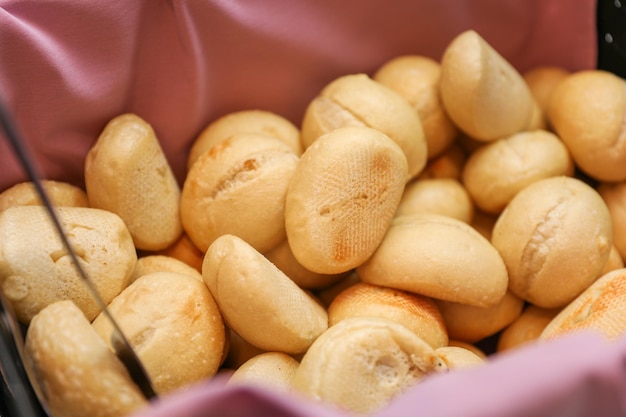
[181,133,299,253]
[435,346,485,370]
[497,305,561,353]
[548,70,626,182]
[92,272,225,394]
[202,234,328,355]
[373,55,457,159]
[0,180,89,213]
[396,178,474,223]
[293,316,447,414]
[523,66,570,128]
[462,130,574,214]
[227,352,299,393]
[24,301,147,417]
[300,73,427,179]
[131,255,203,282]
[491,176,613,308]
[285,126,408,274]
[598,181,626,261]
[0,206,136,323]
[187,109,302,170]
[358,213,508,307]
[440,30,539,142]
[447,340,487,359]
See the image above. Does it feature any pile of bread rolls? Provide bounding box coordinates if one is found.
[1,29,626,417]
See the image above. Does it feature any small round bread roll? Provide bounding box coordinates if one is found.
[155,233,204,272]
[434,291,524,343]
[293,316,447,414]
[92,272,225,394]
[548,70,626,182]
[227,352,299,393]
[497,305,561,353]
[285,126,408,275]
[0,206,136,323]
[202,234,328,355]
[440,30,539,142]
[523,66,570,127]
[417,143,467,181]
[300,73,427,179]
[0,180,89,213]
[24,300,147,417]
[462,130,574,214]
[328,282,448,349]
[396,178,474,223]
[491,176,613,308]
[358,213,508,307]
[540,268,626,341]
[181,133,299,253]
[85,113,182,251]
[131,255,203,282]
[373,55,458,159]
[187,109,302,170]
[598,181,626,261]
[435,346,485,370]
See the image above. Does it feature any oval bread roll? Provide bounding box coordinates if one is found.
[85,113,182,251]
[24,301,147,417]
[396,178,474,223]
[358,213,508,307]
[285,126,408,274]
[227,352,299,393]
[0,206,136,323]
[497,305,561,353]
[202,234,328,355]
[293,316,447,414]
[92,272,225,394]
[491,176,613,308]
[300,73,427,179]
[440,30,539,142]
[0,180,89,213]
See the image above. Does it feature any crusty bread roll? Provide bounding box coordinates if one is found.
[598,181,626,261]
[462,130,575,214]
[300,73,427,179]
[491,176,613,308]
[293,316,447,414]
[328,282,448,349]
[24,300,147,417]
[286,126,408,275]
[540,268,626,342]
[440,30,540,142]
[0,180,89,213]
[395,178,474,223]
[92,272,225,394]
[187,109,302,170]
[85,113,182,251]
[416,143,467,181]
[131,255,203,282]
[202,234,328,355]
[435,346,485,370]
[548,70,626,182]
[497,305,561,353]
[373,55,458,159]
[227,352,299,393]
[358,213,508,307]
[0,206,136,323]
[181,133,299,254]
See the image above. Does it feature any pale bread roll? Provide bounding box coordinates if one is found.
[598,182,626,261]
[497,305,561,353]
[328,282,448,349]
[227,352,299,393]
[285,126,408,275]
[202,234,328,355]
[187,109,302,170]
[155,233,204,273]
[181,133,299,253]
[549,70,626,182]
[92,272,225,394]
[0,206,136,323]
[85,113,182,251]
[373,55,457,159]
[491,176,613,308]
[300,73,427,179]
[434,291,524,343]
[540,268,626,341]
[447,340,487,360]
[396,178,474,223]
[440,30,539,142]
[435,346,485,370]
[523,66,570,128]
[131,255,203,282]
[416,143,467,181]
[0,180,89,213]
[24,301,147,417]
[462,130,575,214]
[293,316,447,414]
[358,213,508,307]
[601,244,625,276]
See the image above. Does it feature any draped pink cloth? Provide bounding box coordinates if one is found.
[2,1,620,416]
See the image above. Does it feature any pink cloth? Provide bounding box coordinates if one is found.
[2,1,618,416]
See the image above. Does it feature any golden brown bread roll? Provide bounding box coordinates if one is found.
[227,352,300,393]
[491,176,613,308]
[497,305,561,353]
[24,300,147,417]
[154,232,205,273]
[0,180,89,213]
[435,346,485,370]
[395,178,474,223]
[300,73,427,179]
[285,126,408,275]
[92,272,225,394]
[131,255,203,282]
[523,66,570,128]
[0,206,136,323]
